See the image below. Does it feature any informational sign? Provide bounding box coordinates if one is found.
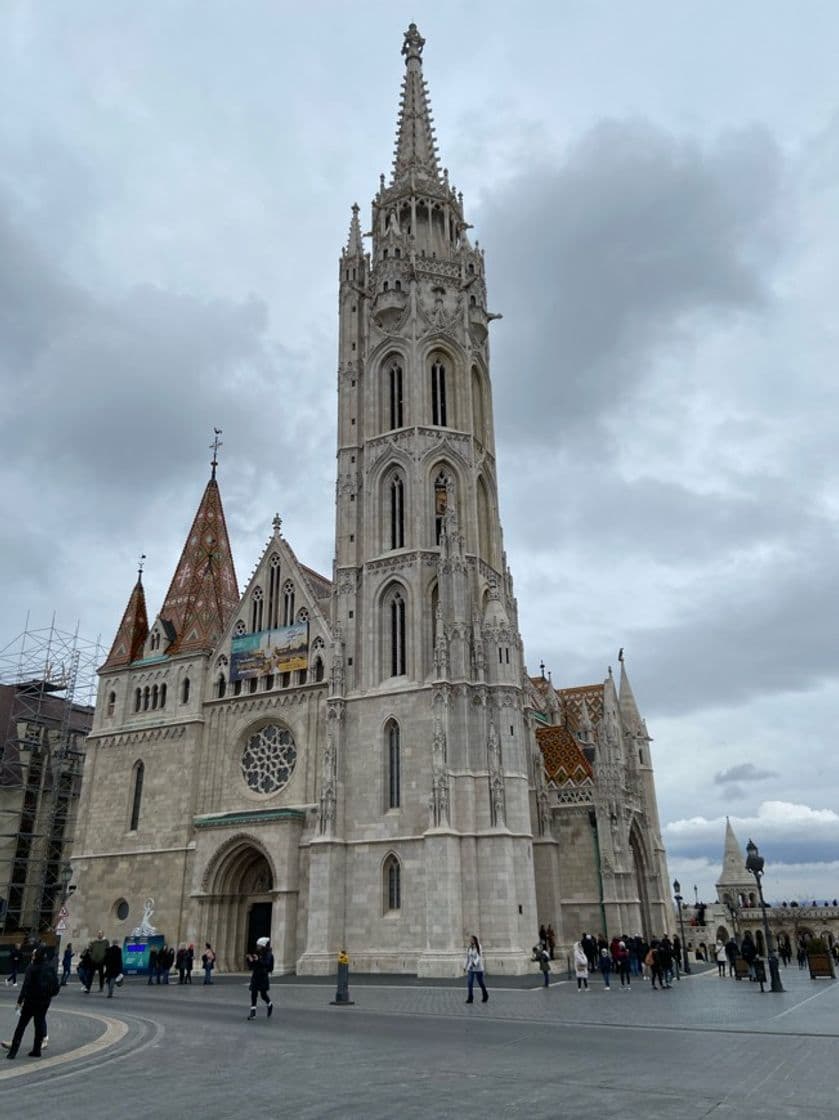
[123,934,165,975]
[57,905,69,921]
[56,919,68,933]
[230,622,309,681]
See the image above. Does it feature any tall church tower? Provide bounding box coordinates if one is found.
[301,24,536,975]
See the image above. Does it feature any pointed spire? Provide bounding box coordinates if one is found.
[101,570,149,671]
[159,471,239,656]
[618,651,642,730]
[391,24,441,187]
[717,817,752,890]
[345,203,363,256]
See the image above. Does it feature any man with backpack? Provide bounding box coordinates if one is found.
[1,945,60,1058]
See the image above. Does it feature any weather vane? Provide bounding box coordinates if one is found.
[210,428,223,480]
[138,553,147,579]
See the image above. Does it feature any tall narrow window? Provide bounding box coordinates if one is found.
[159,683,167,708]
[267,555,280,629]
[282,582,295,627]
[431,360,447,426]
[251,586,264,632]
[387,721,401,809]
[388,361,403,429]
[384,855,401,911]
[143,686,150,711]
[217,674,226,699]
[107,691,116,717]
[129,761,144,831]
[434,472,448,544]
[181,677,190,704]
[151,684,159,710]
[390,475,405,550]
[390,591,406,677]
[134,688,141,713]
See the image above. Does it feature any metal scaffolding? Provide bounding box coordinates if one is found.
[0,617,101,935]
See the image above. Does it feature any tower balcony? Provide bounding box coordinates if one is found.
[372,288,408,329]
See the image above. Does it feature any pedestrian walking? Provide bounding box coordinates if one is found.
[89,930,108,992]
[715,939,727,977]
[185,944,194,984]
[105,941,123,998]
[741,932,757,980]
[176,945,187,984]
[533,943,551,987]
[246,938,273,1020]
[599,947,613,990]
[202,943,216,984]
[78,947,94,992]
[1,946,60,1059]
[61,944,73,986]
[5,943,22,987]
[573,940,589,991]
[725,937,738,978]
[614,940,631,989]
[464,935,489,1003]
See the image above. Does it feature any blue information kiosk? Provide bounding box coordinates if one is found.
[123,934,165,976]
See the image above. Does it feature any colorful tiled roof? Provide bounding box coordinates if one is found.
[536,724,593,786]
[101,577,149,671]
[160,478,240,655]
[559,683,604,730]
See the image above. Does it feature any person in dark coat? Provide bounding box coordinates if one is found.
[185,944,194,984]
[5,942,22,987]
[147,947,158,986]
[246,941,273,1019]
[176,946,187,984]
[61,944,73,986]
[741,932,757,980]
[2,946,59,1058]
[78,947,94,992]
[105,941,123,998]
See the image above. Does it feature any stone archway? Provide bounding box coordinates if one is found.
[628,824,652,938]
[202,838,275,972]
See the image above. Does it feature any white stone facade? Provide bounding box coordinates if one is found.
[68,25,671,974]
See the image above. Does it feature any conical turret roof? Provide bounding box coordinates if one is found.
[159,475,239,655]
[716,817,752,892]
[101,573,149,671]
[391,24,441,187]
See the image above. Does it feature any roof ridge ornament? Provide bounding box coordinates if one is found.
[210,427,223,480]
[402,22,425,64]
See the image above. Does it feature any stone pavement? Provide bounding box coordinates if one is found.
[1,961,836,1118]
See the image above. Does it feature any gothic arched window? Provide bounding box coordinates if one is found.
[159,683,167,708]
[282,581,295,627]
[143,686,150,711]
[181,677,190,704]
[389,473,405,550]
[151,684,159,710]
[431,359,447,426]
[107,691,116,718]
[384,854,401,912]
[251,586,264,632]
[386,721,401,810]
[314,657,324,682]
[134,688,141,713]
[267,554,281,630]
[217,674,227,699]
[129,760,144,831]
[387,359,404,430]
[386,588,407,678]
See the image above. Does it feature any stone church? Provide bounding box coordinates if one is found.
[70,25,671,975]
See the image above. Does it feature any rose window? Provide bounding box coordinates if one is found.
[241,724,297,794]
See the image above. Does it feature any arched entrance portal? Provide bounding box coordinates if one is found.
[203,839,275,972]
[629,825,653,938]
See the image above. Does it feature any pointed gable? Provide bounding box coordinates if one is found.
[160,477,240,655]
[101,577,149,671]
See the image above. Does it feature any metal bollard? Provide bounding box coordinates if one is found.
[330,949,355,1006]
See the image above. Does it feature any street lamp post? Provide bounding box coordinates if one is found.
[745,839,784,993]
[672,879,691,974]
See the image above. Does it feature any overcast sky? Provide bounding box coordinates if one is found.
[1,1,837,904]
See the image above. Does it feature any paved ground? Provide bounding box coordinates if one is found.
[1,962,836,1118]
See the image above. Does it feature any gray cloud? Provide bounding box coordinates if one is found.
[480,119,786,443]
[714,763,780,785]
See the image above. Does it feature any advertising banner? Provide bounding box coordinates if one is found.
[230,622,309,681]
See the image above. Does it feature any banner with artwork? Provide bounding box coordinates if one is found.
[230,622,309,680]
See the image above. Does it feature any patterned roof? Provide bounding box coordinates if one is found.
[101,577,149,671]
[536,724,593,786]
[160,478,240,655]
[558,683,604,730]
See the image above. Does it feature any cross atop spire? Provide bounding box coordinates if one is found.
[391,23,441,187]
[210,427,223,480]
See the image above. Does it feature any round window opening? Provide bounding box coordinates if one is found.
[115,899,129,921]
[241,723,297,795]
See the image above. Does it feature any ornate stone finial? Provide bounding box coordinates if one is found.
[209,427,223,480]
[402,22,425,63]
[272,513,282,536]
[138,553,147,580]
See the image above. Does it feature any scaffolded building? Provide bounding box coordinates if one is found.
[0,619,99,936]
